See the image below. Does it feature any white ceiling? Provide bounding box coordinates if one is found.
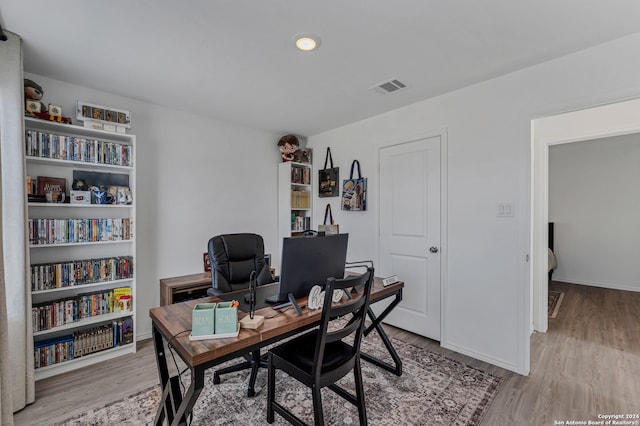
[3,1,640,136]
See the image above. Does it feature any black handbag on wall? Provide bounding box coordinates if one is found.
[318,147,339,197]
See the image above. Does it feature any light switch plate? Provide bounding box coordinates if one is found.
[382,275,399,286]
[497,202,515,218]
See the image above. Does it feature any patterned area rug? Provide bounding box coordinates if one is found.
[548,290,565,319]
[55,335,502,426]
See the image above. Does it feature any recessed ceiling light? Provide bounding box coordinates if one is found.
[294,34,321,52]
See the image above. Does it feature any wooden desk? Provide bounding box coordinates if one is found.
[150,277,403,426]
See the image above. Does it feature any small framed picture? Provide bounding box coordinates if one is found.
[203,253,211,272]
[92,107,104,121]
[76,101,131,128]
[116,186,132,204]
[107,185,119,202]
[82,104,91,118]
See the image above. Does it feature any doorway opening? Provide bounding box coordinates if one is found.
[531,98,640,332]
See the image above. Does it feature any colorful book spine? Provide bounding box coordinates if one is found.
[30,256,133,291]
[28,218,133,245]
[31,287,131,332]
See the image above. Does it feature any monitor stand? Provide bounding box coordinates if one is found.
[265,292,303,316]
[288,292,302,316]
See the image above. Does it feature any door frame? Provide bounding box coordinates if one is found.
[531,98,640,332]
[376,129,448,341]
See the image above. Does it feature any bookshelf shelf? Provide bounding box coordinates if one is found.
[25,117,136,380]
[34,344,135,381]
[28,202,133,208]
[33,311,134,337]
[29,239,134,248]
[26,156,133,171]
[32,278,134,296]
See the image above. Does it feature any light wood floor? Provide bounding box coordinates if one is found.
[14,281,640,425]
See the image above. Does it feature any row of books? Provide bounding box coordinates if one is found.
[31,256,133,292]
[25,130,133,166]
[34,318,133,369]
[290,189,311,209]
[291,165,311,185]
[28,218,133,245]
[32,287,132,332]
[292,214,311,231]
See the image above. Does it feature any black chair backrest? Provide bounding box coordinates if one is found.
[208,233,271,293]
[312,268,374,379]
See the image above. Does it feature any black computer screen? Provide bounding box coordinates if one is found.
[276,233,349,302]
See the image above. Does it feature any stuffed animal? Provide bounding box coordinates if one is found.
[278,134,299,162]
[24,79,47,113]
[23,78,73,124]
[292,149,311,163]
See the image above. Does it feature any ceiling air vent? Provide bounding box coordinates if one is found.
[372,79,407,95]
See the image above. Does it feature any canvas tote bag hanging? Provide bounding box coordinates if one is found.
[318,147,339,197]
[341,160,367,211]
[318,204,339,235]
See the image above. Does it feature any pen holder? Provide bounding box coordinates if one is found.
[214,301,238,334]
[192,303,216,336]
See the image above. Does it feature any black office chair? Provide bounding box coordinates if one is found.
[267,268,374,426]
[206,233,273,396]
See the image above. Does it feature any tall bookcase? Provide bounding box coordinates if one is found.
[278,161,312,256]
[24,117,136,380]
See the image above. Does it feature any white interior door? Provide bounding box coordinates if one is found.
[379,136,441,340]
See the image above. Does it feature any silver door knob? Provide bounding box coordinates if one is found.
[430,246,439,253]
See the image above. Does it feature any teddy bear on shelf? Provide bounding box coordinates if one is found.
[24,78,72,124]
[24,79,47,113]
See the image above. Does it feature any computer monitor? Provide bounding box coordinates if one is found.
[273,233,349,313]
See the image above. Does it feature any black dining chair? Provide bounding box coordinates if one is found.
[206,233,274,396]
[267,268,374,426]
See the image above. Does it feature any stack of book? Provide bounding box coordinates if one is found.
[291,165,310,185]
[290,189,310,209]
[34,318,134,369]
[28,218,134,245]
[25,130,133,166]
[30,256,133,291]
[32,287,132,332]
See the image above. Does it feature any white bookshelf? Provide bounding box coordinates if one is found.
[278,161,312,256]
[24,117,136,380]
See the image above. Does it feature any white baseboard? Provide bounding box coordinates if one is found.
[136,331,152,341]
[552,276,640,293]
[441,340,526,375]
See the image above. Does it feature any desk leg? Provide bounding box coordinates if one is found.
[171,365,205,426]
[152,326,204,426]
[361,292,403,376]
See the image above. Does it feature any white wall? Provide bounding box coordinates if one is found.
[25,73,282,339]
[549,135,640,291]
[308,32,640,374]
